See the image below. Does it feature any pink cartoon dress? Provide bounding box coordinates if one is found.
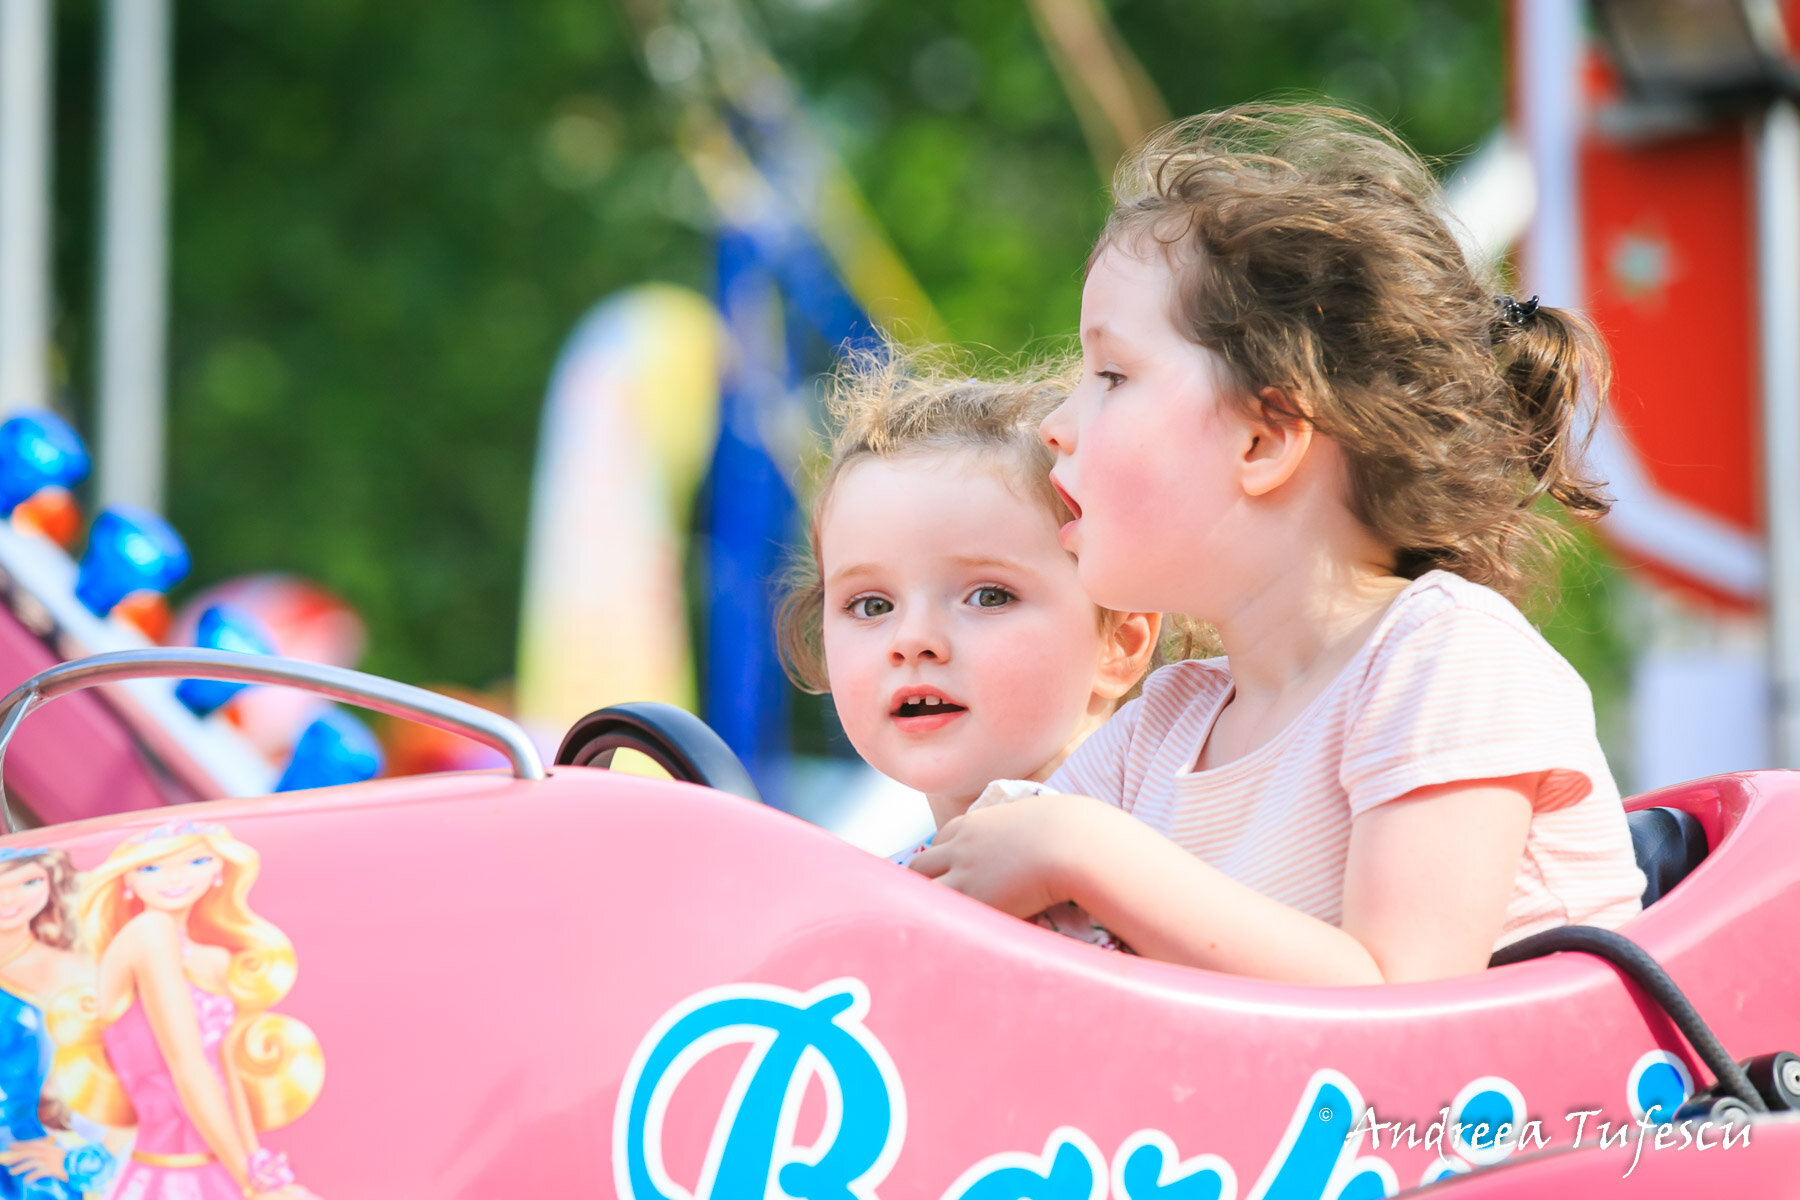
[101,983,243,1200]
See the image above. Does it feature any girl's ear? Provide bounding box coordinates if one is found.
[1095,611,1160,702]
[1240,386,1314,497]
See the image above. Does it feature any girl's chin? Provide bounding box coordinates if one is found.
[908,777,981,805]
[1073,563,1129,607]
[1079,572,1167,616]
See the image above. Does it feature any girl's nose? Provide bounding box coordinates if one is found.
[888,605,950,665]
[1039,395,1075,454]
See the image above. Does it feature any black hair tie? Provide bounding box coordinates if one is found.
[1496,294,1541,328]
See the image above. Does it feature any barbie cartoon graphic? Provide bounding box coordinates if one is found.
[56,823,323,1199]
[0,847,116,1198]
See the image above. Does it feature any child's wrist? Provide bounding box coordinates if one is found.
[1033,792,1109,905]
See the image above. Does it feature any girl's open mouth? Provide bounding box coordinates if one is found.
[894,697,967,718]
[890,688,969,730]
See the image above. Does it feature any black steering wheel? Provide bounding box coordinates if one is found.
[554,702,762,803]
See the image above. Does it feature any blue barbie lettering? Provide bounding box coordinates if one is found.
[616,977,1696,1200]
[940,1128,1106,1200]
[614,979,905,1200]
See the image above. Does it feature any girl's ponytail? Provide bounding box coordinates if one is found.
[1490,297,1613,522]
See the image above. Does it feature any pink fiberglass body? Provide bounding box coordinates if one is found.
[0,766,1793,1198]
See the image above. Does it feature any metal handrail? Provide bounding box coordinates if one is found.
[0,648,546,832]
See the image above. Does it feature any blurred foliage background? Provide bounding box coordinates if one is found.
[36,0,1621,722]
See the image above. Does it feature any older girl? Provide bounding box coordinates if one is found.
[912,104,1645,983]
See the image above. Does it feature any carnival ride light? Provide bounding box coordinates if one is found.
[0,412,88,517]
[73,506,189,619]
[175,605,276,718]
[275,707,383,793]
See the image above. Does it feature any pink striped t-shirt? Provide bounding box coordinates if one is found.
[1046,570,1645,948]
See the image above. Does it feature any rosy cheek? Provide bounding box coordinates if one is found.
[975,638,1065,729]
[823,654,880,725]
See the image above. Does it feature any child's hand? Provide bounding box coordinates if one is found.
[908,791,1103,917]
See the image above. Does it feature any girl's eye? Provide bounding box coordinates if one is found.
[21,880,42,890]
[1098,370,1125,390]
[137,866,159,875]
[190,856,215,868]
[847,595,894,619]
[968,586,1016,609]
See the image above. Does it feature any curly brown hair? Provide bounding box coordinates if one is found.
[1097,103,1611,601]
[777,347,1211,695]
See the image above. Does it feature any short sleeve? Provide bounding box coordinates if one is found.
[1044,693,1144,808]
[1339,609,1606,817]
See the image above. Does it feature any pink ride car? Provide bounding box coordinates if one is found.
[0,647,1791,1199]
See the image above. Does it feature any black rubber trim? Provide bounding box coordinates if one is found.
[1489,926,1766,1112]
[555,702,762,804]
[1628,806,1709,906]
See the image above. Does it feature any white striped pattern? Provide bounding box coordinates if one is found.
[1048,571,1646,947]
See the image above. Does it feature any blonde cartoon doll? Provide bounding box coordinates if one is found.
[0,847,116,1198]
[55,823,323,1200]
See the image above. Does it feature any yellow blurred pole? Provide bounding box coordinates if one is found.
[619,0,944,342]
[676,110,942,343]
[1025,0,1171,179]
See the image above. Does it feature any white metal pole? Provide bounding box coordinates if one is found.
[1757,99,1800,767]
[95,0,171,513]
[0,0,53,416]
[1516,0,1583,308]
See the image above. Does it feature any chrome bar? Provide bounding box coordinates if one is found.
[0,649,546,832]
[0,690,35,833]
[0,523,277,802]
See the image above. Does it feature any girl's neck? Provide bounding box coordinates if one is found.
[1213,551,1409,705]
[926,791,971,828]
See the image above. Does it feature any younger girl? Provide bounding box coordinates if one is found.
[911,104,1646,984]
[779,355,1177,839]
